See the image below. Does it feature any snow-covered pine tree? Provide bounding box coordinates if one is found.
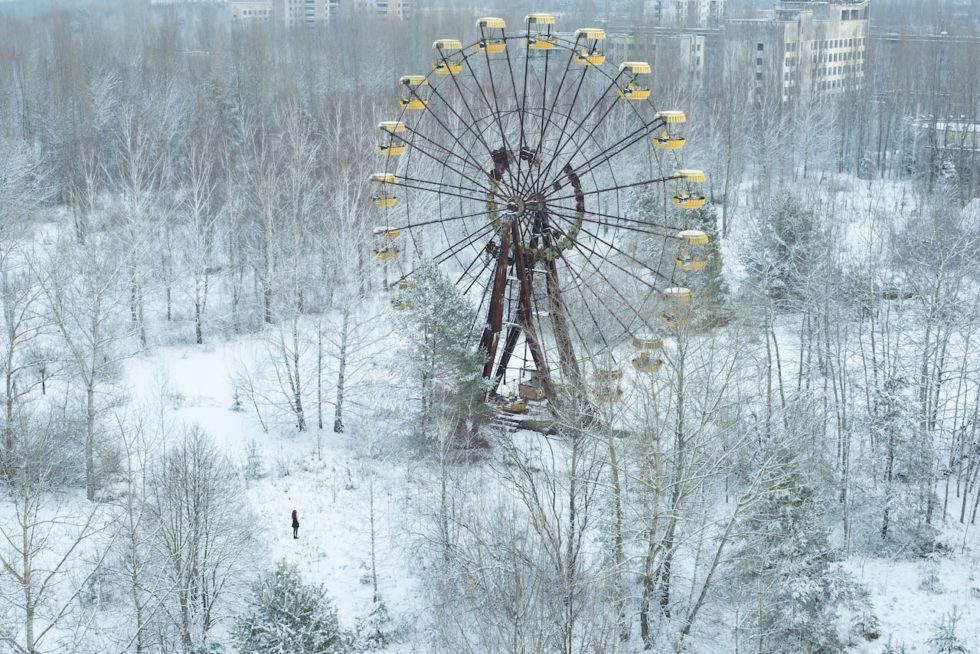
[871,374,936,547]
[397,259,488,444]
[685,202,729,321]
[630,188,728,324]
[740,190,825,313]
[355,598,391,650]
[927,608,968,654]
[234,560,351,654]
[730,443,864,653]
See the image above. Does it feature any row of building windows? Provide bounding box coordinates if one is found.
[813,50,866,63]
[777,38,867,59]
[819,37,865,49]
[818,77,857,91]
[816,63,864,77]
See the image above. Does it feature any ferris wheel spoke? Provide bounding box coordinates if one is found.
[540,116,668,191]
[556,267,611,348]
[432,223,496,267]
[388,179,499,205]
[538,97,618,191]
[463,35,519,194]
[545,207,673,287]
[460,249,495,295]
[545,175,680,205]
[563,236,659,340]
[424,74,497,159]
[530,69,626,194]
[395,174,498,201]
[542,212,656,338]
[448,211,496,288]
[465,47,521,194]
[571,213,675,239]
[391,222,497,289]
[467,265,494,336]
[430,61,519,196]
[534,43,666,191]
[528,62,591,195]
[504,26,533,191]
[533,43,552,176]
[388,207,493,234]
[392,124,498,196]
[391,115,481,181]
[567,268,635,346]
[515,44,580,214]
[545,202,677,233]
[549,250,614,355]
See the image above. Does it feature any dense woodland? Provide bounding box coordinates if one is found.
[1,1,980,653]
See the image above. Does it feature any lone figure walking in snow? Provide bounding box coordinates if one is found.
[291,509,299,539]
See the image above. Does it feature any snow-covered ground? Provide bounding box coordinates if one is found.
[122,340,426,646]
[849,547,980,652]
[123,332,980,653]
[6,174,980,652]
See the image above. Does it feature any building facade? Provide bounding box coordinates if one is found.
[628,28,711,90]
[725,0,870,104]
[645,0,726,28]
[230,0,409,23]
[230,1,273,21]
[352,0,411,18]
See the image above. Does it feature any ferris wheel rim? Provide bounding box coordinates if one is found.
[372,18,708,402]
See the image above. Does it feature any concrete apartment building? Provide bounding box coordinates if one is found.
[274,0,330,24]
[230,0,408,23]
[628,28,710,85]
[359,0,411,18]
[725,0,870,104]
[230,1,273,21]
[645,0,726,28]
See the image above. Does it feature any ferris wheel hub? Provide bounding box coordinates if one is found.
[504,196,525,216]
[525,193,546,213]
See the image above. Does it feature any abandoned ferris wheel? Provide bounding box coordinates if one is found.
[369,14,710,415]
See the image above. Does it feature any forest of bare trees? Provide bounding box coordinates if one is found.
[1,0,980,652]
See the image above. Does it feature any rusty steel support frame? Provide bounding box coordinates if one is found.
[478,226,512,379]
[480,218,580,405]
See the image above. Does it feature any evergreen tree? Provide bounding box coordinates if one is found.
[234,561,351,654]
[730,445,863,653]
[741,191,826,313]
[630,188,729,321]
[397,259,488,442]
[871,375,936,547]
[927,609,967,654]
[686,203,729,319]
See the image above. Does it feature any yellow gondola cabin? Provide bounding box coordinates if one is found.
[477,17,507,54]
[618,61,652,101]
[675,229,709,271]
[661,286,693,328]
[391,279,412,311]
[370,173,398,208]
[371,226,401,262]
[525,13,556,50]
[673,169,707,210]
[574,28,606,66]
[654,111,687,150]
[631,333,664,373]
[377,121,407,157]
[399,76,428,111]
[593,367,623,402]
[433,39,463,75]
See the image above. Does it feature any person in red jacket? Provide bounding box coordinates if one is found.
[291,509,299,539]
